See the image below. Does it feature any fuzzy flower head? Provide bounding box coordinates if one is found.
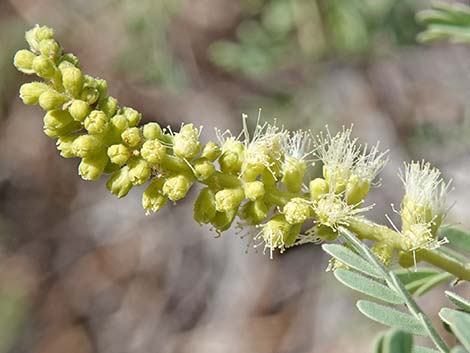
[315,126,388,204]
[315,126,359,193]
[240,113,288,180]
[399,161,452,249]
[311,192,373,231]
[281,130,315,192]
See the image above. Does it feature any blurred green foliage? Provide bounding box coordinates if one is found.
[209,0,421,78]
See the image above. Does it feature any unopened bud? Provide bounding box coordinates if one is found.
[309,178,329,201]
[61,66,83,97]
[72,134,102,158]
[19,82,49,105]
[140,139,166,164]
[32,55,57,79]
[142,122,163,140]
[283,198,311,224]
[84,110,109,135]
[201,141,221,161]
[194,187,217,224]
[99,96,118,117]
[13,49,36,74]
[78,153,108,180]
[142,178,167,214]
[68,99,90,122]
[215,188,244,213]
[281,157,306,193]
[110,115,128,133]
[107,144,131,166]
[121,107,141,127]
[163,174,193,201]
[211,210,237,232]
[193,158,215,181]
[244,181,265,201]
[121,127,142,148]
[345,175,370,205]
[56,135,78,158]
[173,124,201,159]
[25,25,54,53]
[59,53,80,68]
[39,39,61,61]
[128,158,151,186]
[38,89,68,110]
[106,166,133,198]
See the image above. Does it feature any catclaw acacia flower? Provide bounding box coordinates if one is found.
[315,126,358,193]
[142,177,167,214]
[346,143,389,205]
[399,161,452,250]
[173,123,201,160]
[281,130,315,193]
[255,215,301,259]
[283,197,312,225]
[14,50,36,74]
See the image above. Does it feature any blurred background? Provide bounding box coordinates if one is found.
[1,0,470,352]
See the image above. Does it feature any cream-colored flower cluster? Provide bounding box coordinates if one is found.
[14,25,452,261]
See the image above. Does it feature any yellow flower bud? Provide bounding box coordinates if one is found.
[243,181,265,201]
[309,178,329,201]
[163,174,193,201]
[201,141,221,161]
[142,122,163,140]
[240,199,268,225]
[193,158,215,181]
[68,99,91,122]
[110,115,129,133]
[61,66,83,97]
[25,25,54,53]
[19,82,49,105]
[215,188,244,213]
[79,153,108,181]
[72,134,102,158]
[345,175,370,205]
[32,55,57,79]
[99,96,118,117]
[106,166,133,198]
[121,107,141,127]
[80,86,100,105]
[59,53,80,68]
[95,78,108,97]
[219,151,242,174]
[56,135,78,158]
[44,120,81,139]
[39,39,61,61]
[107,144,131,166]
[38,89,68,110]
[194,187,217,224]
[43,109,74,130]
[283,198,311,225]
[84,110,109,135]
[140,140,166,164]
[281,157,306,193]
[142,178,167,214]
[173,124,201,160]
[121,127,142,148]
[128,159,151,186]
[13,49,36,74]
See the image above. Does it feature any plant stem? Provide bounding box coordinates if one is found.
[346,218,470,281]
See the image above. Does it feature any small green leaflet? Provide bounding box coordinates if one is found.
[394,268,441,286]
[334,269,404,304]
[413,273,453,296]
[439,308,470,351]
[445,291,470,312]
[413,347,440,353]
[382,329,413,353]
[357,300,427,336]
[322,244,382,278]
[441,227,470,253]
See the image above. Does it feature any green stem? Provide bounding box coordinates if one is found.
[346,218,470,281]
